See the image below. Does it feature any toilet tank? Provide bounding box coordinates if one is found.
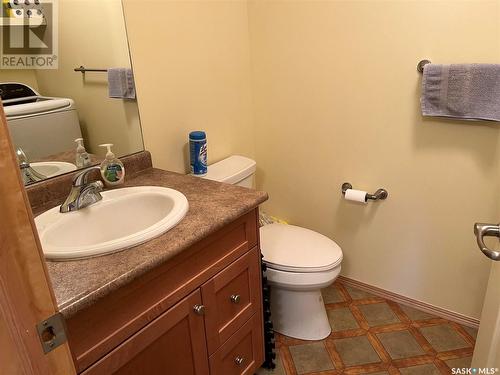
[202,155,256,188]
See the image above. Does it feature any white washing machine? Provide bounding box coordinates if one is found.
[1,82,82,159]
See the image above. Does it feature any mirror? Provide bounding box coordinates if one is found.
[0,0,143,185]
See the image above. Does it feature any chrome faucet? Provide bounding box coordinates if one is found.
[16,147,46,185]
[60,166,104,213]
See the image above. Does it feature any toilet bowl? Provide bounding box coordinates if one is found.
[260,223,343,340]
[195,155,343,340]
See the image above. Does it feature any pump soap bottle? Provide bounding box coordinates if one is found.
[75,138,91,168]
[99,144,125,186]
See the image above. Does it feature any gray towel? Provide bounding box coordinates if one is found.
[421,64,500,122]
[107,68,136,99]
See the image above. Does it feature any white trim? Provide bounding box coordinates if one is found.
[338,276,480,329]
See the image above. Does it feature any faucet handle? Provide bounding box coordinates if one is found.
[16,147,29,166]
[73,166,101,186]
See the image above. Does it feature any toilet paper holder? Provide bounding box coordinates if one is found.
[341,182,388,201]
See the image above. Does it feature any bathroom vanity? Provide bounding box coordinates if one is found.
[27,152,268,375]
[72,210,263,375]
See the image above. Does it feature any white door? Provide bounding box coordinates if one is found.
[472,223,500,368]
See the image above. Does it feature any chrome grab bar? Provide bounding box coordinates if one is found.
[474,223,500,261]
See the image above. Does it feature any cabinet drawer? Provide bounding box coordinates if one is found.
[202,247,262,354]
[209,313,264,375]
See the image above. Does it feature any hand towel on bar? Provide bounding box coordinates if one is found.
[107,68,136,99]
[421,64,500,122]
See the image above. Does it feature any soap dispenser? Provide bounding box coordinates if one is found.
[99,144,125,186]
[75,138,91,168]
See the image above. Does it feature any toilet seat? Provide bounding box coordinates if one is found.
[265,259,341,273]
[260,224,343,273]
[265,264,342,290]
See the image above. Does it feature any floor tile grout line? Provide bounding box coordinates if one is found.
[434,357,455,374]
[350,298,387,306]
[370,323,410,334]
[279,345,298,375]
[366,330,393,364]
[411,318,451,328]
[330,329,368,339]
[344,362,391,374]
[301,370,339,375]
[325,302,351,310]
[449,321,476,347]
[407,324,437,356]
[391,354,435,368]
[385,300,412,324]
[348,303,371,331]
[324,339,345,371]
[435,347,475,360]
[335,283,353,304]
[387,365,402,375]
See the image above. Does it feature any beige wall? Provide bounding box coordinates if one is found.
[34,0,143,157]
[248,0,500,319]
[122,0,255,172]
[0,70,39,91]
[123,0,498,318]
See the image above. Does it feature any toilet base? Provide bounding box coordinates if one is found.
[270,287,331,340]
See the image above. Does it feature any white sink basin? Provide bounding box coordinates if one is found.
[35,186,189,261]
[32,161,77,178]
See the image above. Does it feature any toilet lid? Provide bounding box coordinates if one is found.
[260,224,343,273]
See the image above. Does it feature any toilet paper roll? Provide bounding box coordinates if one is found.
[344,189,367,204]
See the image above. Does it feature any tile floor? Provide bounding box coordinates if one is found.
[257,280,477,375]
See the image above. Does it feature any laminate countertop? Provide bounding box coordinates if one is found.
[41,167,268,318]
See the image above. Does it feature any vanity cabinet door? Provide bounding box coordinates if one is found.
[82,290,209,375]
[201,247,262,354]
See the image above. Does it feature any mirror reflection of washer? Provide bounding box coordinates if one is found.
[1,82,82,159]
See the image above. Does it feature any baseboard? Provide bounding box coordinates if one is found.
[338,276,480,329]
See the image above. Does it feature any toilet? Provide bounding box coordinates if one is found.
[199,155,343,340]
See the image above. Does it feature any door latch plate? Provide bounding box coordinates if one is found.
[36,312,67,353]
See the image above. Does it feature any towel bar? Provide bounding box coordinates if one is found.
[417,59,431,73]
[74,66,108,73]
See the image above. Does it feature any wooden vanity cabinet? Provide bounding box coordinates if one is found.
[70,209,264,375]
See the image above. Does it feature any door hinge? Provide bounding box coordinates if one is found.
[36,312,68,354]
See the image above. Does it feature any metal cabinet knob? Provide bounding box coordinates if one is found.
[230,294,241,304]
[234,356,245,366]
[474,223,500,261]
[193,304,205,315]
